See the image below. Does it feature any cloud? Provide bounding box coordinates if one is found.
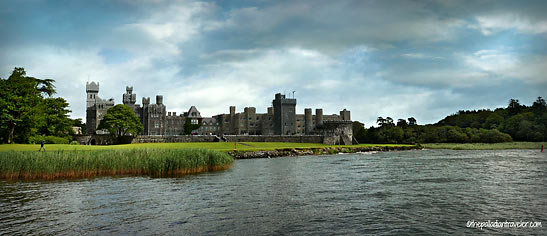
[1,0,546,128]
[462,49,547,84]
[474,14,547,35]
[401,53,444,60]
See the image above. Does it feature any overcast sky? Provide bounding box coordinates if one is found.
[1,0,546,126]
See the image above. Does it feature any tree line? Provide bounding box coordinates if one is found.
[354,97,547,144]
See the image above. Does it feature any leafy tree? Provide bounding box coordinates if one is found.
[352,121,366,143]
[0,67,55,143]
[183,118,202,135]
[71,118,86,135]
[386,117,394,126]
[408,117,417,126]
[483,113,504,129]
[35,97,73,139]
[379,126,403,143]
[397,119,408,127]
[507,99,524,115]
[98,104,143,142]
[376,117,386,127]
[532,96,547,115]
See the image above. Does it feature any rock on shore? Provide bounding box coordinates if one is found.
[228,145,422,159]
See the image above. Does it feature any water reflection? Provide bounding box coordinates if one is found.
[1,150,546,235]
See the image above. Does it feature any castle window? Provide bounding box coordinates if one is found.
[154,122,159,128]
[191,119,198,124]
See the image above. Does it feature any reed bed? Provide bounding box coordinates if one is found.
[422,142,545,150]
[0,149,234,180]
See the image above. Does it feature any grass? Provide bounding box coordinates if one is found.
[0,142,414,152]
[0,148,233,180]
[422,142,545,150]
[0,142,415,180]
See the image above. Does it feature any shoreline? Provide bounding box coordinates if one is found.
[228,145,422,159]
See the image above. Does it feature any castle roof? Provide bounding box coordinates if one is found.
[186,106,202,119]
[202,117,217,125]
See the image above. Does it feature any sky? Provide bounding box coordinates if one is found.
[1,0,546,127]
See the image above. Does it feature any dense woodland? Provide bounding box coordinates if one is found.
[353,97,547,144]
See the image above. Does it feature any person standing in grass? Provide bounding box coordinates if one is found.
[39,140,45,152]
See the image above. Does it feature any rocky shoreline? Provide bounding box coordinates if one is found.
[228,145,422,159]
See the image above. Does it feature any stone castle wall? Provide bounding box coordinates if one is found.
[131,135,324,144]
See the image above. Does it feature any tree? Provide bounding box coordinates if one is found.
[35,97,73,139]
[532,96,547,115]
[397,119,408,127]
[408,117,417,126]
[386,117,394,126]
[98,104,143,142]
[483,113,504,129]
[183,118,202,135]
[376,117,386,127]
[0,67,55,143]
[507,99,524,115]
[71,118,86,135]
[352,121,366,143]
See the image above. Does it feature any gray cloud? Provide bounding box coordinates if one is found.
[1,0,546,127]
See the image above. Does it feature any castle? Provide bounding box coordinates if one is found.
[86,82,353,143]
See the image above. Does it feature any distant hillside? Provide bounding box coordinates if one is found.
[354,97,546,144]
[436,97,547,142]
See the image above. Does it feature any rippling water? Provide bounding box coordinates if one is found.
[1,149,546,235]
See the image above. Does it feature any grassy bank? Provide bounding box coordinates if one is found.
[0,142,413,152]
[422,142,545,150]
[0,149,233,180]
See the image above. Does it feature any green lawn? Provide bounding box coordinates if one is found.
[422,142,545,150]
[0,142,414,152]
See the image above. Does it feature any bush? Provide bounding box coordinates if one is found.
[70,140,80,145]
[478,129,512,143]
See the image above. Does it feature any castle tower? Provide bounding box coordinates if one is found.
[304,108,313,134]
[315,108,323,127]
[85,82,100,134]
[86,82,99,108]
[340,109,351,121]
[273,93,296,135]
[123,86,136,106]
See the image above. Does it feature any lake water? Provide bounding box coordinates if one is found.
[1,149,546,235]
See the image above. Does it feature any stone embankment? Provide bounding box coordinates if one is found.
[228,145,422,159]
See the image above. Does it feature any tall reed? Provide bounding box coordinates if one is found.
[0,149,233,180]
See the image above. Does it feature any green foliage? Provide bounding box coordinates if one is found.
[183,118,202,135]
[35,97,74,139]
[361,95,545,144]
[29,135,70,144]
[98,104,144,142]
[423,142,545,150]
[71,118,86,134]
[0,67,61,144]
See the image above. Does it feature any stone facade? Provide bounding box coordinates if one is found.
[86,82,114,134]
[85,82,353,142]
